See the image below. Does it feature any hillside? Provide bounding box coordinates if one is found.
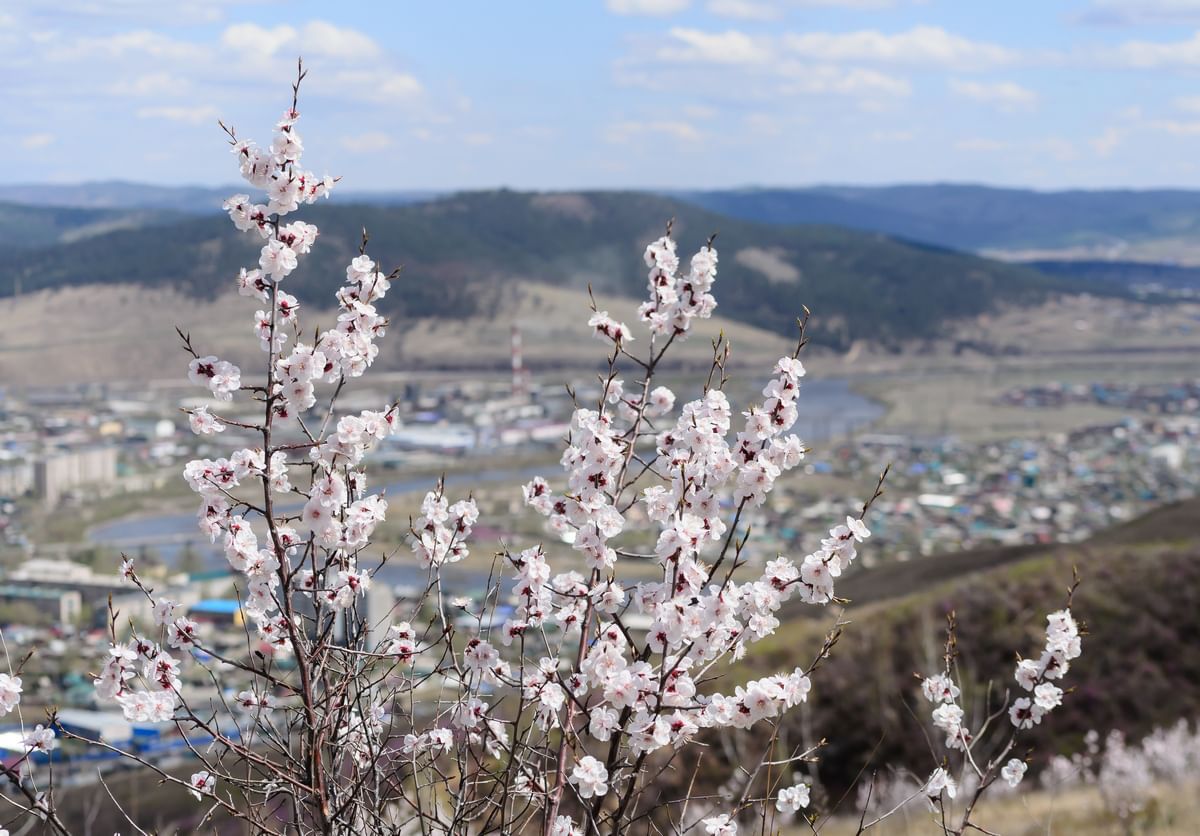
[733,497,1200,797]
[679,184,1200,255]
[0,201,181,251]
[0,190,1105,351]
[0,281,795,386]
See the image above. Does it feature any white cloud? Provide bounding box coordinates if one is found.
[341,131,394,153]
[658,28,769,64]
[107,71,189,97]
[1110,31,1200,67]
[1090,126,1124,157]
[1077,0,1200,26]
[1035,137,1078,162]
[955,137,1007,152]
[955,135,1077,162]
[319,69,423,102]
[1151,118,1200,135]
[136,104,221,124]
[743,112,783,136]
[783,25,1015,69]
[711,0,896,13]
[795,0,897,6]
[16,0,237,25]
[870,129,914,142]
[220,23,297,56]
[707,0,783,21]
[779,63,911,97]
[300,21,382,60]
[219,21,381,61]
[606,0,691,15]
[20,132,55,149]
[606,120,701,143]
[51,29,207,62]
[619,29,910,105]
[1176,95,1200,112]
[949,79,1037,108]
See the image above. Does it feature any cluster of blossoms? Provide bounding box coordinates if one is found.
[1010,609,1081,730]
[411,489,479,568]
[493,234,884,834]
[914,599,1083,822]
[187,355,241,401]
[922,672,968,752]
[638,234,718,336]
[0,674,20,717]
[90,99,405,749]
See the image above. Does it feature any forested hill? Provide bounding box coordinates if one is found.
[0,190,1114,350]
[0,201,182,251]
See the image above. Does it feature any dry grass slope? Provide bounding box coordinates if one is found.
[0,281,794,386]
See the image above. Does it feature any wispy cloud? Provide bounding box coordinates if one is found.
[955,137,1008,152]
[706,0,783,21]
[780,64,911,97]
[220,21,382,61]
[606,0,691,15]
[1108,31,1200,68]
[606,120,702,143]
[20,132,55,149]
[1075,0,1200,26]
[949,79,1037,109]
[783,26,1016,69]
[1151,118,1200,135]
[107,72,190,97]
[657,28,769,64]
[341,131,394,153]
[136,105,221,124]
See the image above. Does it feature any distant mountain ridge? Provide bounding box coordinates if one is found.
[15,180,1200,257]
[676,184,1200,253]
[0,189,1114,351]
[0,181,438,214]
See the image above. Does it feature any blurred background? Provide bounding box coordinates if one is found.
[2,1,1199,832]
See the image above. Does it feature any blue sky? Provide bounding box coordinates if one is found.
[9,0,1200,190]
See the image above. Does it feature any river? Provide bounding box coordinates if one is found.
[87,378,883,581]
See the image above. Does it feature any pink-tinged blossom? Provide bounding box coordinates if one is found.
[588,311,633,344]
[259,240,298,279]
[117,689,176,723]
[23,725,54,753]
[776,782,810,813]
[189,770,215,801]
[1001,758,1027,788]
[922,673,961,704]
[570,755,608,799]
[1010,697,1045,730]
[926,767,957,800]
[187,356,241,401]
[703,815,738,835]
[0,675,21,716]
[153,598,179,627]
[188,406,224,435]
[551,817,582,836]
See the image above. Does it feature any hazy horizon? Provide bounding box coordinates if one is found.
[17,178,1200,197]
